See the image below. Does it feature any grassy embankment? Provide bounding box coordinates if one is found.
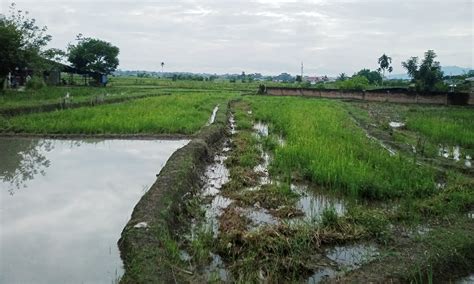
[184,96,473,282]
[0,92,236,135]
[118,101,231,284]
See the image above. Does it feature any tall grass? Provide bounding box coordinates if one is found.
[248,96,436,199]
[0,92,234,135]
[0,86,168,110]
[405,107,474,147]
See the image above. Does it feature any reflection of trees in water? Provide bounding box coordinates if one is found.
[0,139,54,195]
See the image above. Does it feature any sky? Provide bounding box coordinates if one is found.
[1,0,473,76]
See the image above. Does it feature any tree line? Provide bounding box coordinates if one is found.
[0,3,119,88]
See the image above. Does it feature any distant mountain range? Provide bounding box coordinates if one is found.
[389,66,473,80]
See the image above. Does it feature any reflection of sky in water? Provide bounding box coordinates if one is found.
[0,138,188,284]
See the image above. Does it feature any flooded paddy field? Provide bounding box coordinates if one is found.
[163,97,473,283]
[1,92,472,283]
[0,138,188,283]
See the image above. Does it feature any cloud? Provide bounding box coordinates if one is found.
[5,0,473,75]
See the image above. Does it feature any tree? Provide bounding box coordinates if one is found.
[337,73,347,81]
[295,75,302,83]
[161,62,165,73]
[401,50,444,92]
[68,35,119,75]
[401,57,418,79]
[377,54,393,83]
[356,69,382,85]
[0,19,22,79]
[0,3,53,81]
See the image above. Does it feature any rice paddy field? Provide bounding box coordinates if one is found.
[0,85,173,112]
[1,80,473,283]
[0,91,236,135]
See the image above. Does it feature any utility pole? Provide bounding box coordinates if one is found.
[301,62,304,80]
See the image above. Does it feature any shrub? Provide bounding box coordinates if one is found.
[337,75,369,91]
[26,75,46,90]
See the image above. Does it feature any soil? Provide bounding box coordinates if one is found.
[117,102,230,283]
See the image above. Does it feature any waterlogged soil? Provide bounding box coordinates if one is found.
[347,102,473,176]
[0,138,189,284]
[176,101,473,283]
[181,105,385,282]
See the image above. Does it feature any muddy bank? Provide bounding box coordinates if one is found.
[0,92,169,117]
[118,103,230,283]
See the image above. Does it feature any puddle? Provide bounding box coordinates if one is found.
[465,155,472,168]
[467,212,474,219]
[242,207,279,228]
[438,145,471,167]
[198,131,234,236]
[207,105,219,125]
[253,149,271,185]
[389,121,405,128]
[253,122,269,137]
[307,267,337,284]
[0,138,189,284]
[229,114,237,135]
[202,154,229,196]
[291,184,346,221]
[204,253,231,282]
[325,244,378,271]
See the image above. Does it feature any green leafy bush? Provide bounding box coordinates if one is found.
[26,75,46,90]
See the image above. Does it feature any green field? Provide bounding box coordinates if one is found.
[0,92,235,134]
[0,85,177,111]
[247,96,437,199]
[406,106,474,147]
[1,81,473,283]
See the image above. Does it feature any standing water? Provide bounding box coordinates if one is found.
[0,138,189,284]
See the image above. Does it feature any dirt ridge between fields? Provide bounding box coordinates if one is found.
[117,102,230,283]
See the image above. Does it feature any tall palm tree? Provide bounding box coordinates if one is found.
[161,62,165,73]
[377,54,393,84]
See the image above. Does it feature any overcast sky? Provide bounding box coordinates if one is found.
[1,0,473,75]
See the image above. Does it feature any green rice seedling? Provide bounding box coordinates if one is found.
[0,92,235,134]
[405,106,474,148]
[246,96,436,200]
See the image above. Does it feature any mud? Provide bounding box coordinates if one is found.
[118,102,229,283]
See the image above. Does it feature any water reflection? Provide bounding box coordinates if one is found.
[0,139,53,195]
[0,138,189,284]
